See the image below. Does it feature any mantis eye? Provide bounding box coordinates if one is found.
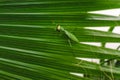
[56,25,61,32]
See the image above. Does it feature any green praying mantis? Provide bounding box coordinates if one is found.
[56,25,79,58]
[56,25,79,43]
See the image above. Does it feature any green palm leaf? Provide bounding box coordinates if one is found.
[0,0,120,80]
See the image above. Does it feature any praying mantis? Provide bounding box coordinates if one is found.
[56,25,79,58]
[56,25,79,43]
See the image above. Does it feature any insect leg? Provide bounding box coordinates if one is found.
[68,39,76,58]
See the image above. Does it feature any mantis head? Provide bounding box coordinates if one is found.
[56,25,64,32]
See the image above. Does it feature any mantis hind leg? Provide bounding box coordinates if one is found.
[67,39,76,58]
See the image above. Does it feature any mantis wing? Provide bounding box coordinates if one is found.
[64,30,79,43]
